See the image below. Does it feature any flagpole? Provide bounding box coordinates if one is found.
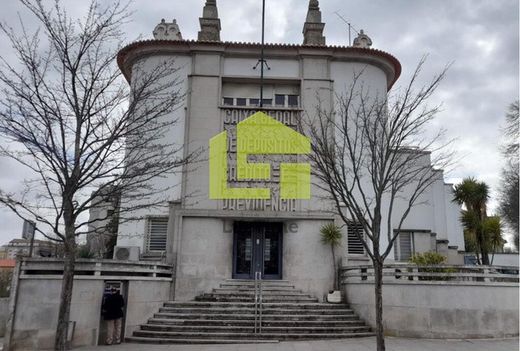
[259,0,265,108]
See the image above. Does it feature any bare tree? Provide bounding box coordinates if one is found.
[499,100,519,250]
[0,1,193,349]
[305,59,451,351]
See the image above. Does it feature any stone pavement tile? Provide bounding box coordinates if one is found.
[75,337,520,351]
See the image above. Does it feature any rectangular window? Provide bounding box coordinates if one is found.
[395,231,415,261]
[347,221,365,255]
[275,94,286,106]
[223,97,234,106]
[262,99,272,106]
[236,98,247,106]
[249,98,260,106]
[288,95,299,107]
[146,217,168,252]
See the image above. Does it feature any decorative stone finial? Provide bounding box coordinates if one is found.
[153,19,183,40]
[303,0,326,46]
[353,29,372,48]
[198,0,221,41]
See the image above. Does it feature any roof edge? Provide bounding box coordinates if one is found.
[117,39,402,89]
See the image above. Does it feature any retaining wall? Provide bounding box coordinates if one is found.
[3,259,173,350]
[342,265,519,338]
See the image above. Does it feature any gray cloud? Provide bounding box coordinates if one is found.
[0,0,518,245]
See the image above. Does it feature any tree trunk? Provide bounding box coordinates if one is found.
[54,213,76,350]
[331,245,337,290]
[480,246,490,265]
[374,261,385,351]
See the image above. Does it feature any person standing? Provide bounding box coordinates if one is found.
[102,287,125,345]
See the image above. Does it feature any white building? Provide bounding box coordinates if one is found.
[114,0,464,301]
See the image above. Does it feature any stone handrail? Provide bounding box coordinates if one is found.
[341,264,519,285]
[18,257,174,279]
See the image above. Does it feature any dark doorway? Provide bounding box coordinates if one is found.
[232,222,283,279]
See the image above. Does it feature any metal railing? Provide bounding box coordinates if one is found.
[253,271,263,334]
[341,264,519,285]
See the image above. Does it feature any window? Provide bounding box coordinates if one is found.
[223,97,234,105]
[249,98,260,106]
[236,98,247,106]
[275,94,286,106]
[146,217,168,252]
[288,95,299,107]
[395,231,415,261]
[347,221,365,255]
[262,98,272,106]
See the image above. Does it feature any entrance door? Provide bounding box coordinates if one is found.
[232,222,283,279]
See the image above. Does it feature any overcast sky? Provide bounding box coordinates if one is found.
[0,0,518,246]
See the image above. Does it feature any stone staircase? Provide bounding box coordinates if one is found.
[126,279,374,344]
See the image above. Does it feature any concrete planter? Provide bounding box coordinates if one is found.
[326,290,342,303]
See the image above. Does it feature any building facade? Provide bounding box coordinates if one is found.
[114,0,464,301]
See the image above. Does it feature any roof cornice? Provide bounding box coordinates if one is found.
[117,39,401,89]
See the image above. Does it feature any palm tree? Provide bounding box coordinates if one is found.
[482,216,505,265]
[320,223,343,290]
[453,178,490,265]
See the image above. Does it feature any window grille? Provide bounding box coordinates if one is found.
[347,221,365,255]
[275,94,286,106]
[395,231,414,261]
[288,95,299,107]
[146,217,168,252]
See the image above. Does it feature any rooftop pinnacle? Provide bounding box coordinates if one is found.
[303,0,326,46]
[198,0,221,41]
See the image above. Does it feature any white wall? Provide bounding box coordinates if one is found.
[117,54,192,249]
[223,58,299,79]
[345,281,519,338]
[445,184,465,250]
[491,253,519,267]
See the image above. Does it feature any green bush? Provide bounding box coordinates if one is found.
[409,252,455,281]
[409,252,446,265]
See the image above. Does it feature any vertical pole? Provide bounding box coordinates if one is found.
[259,0,266,108]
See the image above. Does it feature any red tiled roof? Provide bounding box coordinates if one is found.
[117,39,402,89]
[0,259,16,268]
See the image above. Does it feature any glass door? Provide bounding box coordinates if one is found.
[232,222,283,279]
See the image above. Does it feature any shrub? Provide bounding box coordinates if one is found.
[409,251,446,265]
[409,252,455,280]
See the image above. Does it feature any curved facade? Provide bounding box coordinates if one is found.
[113,3,463,301]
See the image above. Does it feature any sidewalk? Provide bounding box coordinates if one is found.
[76,337,519,351]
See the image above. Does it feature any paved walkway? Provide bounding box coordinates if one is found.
[76,337,519,351]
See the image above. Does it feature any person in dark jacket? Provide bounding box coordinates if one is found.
[102,287,125,345]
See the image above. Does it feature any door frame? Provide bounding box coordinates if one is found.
[232,221,283,280]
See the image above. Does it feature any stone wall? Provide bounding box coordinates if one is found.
[344,280,519,338]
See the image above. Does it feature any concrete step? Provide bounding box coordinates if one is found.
[214,288,303,293]
[154,313,358,321]
[211,290,309,296]
[219,283,296,288]
[140,324,372,334]
[158,307,356,315]
[163,301,350,309]
[147,318,364,327]
[125,336,279,344]
[129,279,374,344]
[224,279,292,283]
[132,330,376,341]
[195,295,319,303]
